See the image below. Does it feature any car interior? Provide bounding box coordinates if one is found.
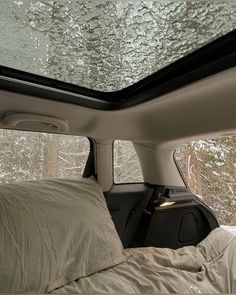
[0,1,236,294]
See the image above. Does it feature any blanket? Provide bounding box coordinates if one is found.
[52,228,236,294]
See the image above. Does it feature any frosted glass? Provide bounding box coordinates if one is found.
[0,1,235,92]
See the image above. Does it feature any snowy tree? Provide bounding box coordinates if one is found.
[114,140,143,183]
[0,129,89,183]
[176,136,236,225]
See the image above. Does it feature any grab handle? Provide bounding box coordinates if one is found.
[2,113,69,132]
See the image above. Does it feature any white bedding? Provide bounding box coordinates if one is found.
[52,228,236,294]
[1,178,235,294]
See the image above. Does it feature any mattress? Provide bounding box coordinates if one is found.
[52,228,236,294]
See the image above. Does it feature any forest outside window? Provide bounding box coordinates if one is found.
[113,140,143,184]
[0,129,89,184]
[175,136,236,227]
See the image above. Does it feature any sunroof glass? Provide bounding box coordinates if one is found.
[0,1,236,92]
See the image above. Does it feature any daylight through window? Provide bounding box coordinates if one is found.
[0,1,235,92]
[0,129,89,184]
[114,140,143,184]
[175,136,236,226]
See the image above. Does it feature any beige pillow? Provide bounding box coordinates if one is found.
[0,178,125,293]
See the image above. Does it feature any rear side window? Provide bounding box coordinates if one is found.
[175,136,236,226]
[113,140,143,184]
[0,129,89,184]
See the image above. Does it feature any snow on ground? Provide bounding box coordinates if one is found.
[221,225,236,235]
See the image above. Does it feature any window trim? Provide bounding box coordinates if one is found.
[173,149,189,189]
[82,137,97,179]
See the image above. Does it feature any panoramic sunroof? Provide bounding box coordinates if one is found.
[0,1,236,92]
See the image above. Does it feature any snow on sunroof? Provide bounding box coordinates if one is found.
[0,1,236,92]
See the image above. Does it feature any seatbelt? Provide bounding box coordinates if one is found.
[127,187,157,248]
[122,187,154,248]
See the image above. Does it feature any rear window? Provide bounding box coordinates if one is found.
[0,129,89,184]
[113,140,143,184]
[175,136,236,226]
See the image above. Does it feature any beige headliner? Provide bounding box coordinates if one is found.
[0,67,235,190]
